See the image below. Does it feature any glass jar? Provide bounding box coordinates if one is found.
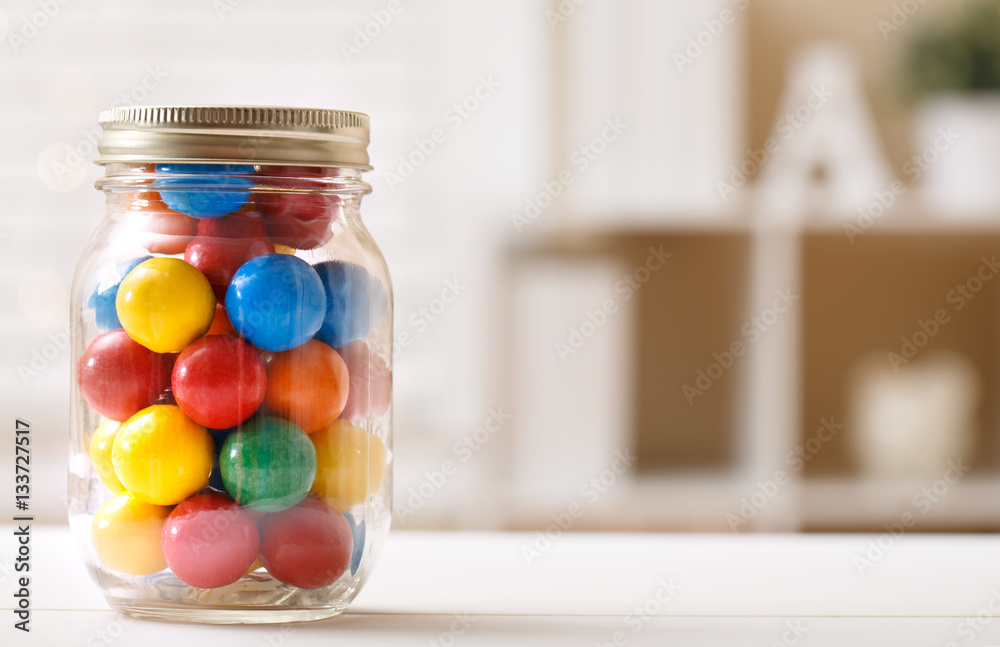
[68,106,392,623]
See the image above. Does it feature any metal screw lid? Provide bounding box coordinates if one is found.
[96,105,371,169]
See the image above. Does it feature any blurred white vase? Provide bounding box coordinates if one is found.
[848,351,979,479]
[914,94,1000,217]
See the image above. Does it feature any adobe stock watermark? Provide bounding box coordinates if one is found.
[944,589,1000,647]
[395,406,512,521]
[673,0,751,73]
[393,276,468,360]
[510,117,628,233]
[520,449,636,565]
[683,288,798,405]
[717,84,833,200]
[213,0,246,20]
[726,416,843,531]
[384,75,501,192]
[422,613,476,647]
[340,0,408,61]
[877,0,932,42]
[18,322,73,385]
[555,246,672,362]
[6,0,72,54]
[854,458,969,574]
[887,255,1000,372]
[545,0,588,30]
[596,578,681,647]
[844,127,960,243]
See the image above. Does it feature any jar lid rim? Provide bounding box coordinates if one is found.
[96,105,371,170]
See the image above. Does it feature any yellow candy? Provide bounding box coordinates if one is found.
[92,494,171,575]
[116,257,215,353]
[112,404,214,505]
[89,419,124,494]
[273,244,296,255]
[310,420,386,511]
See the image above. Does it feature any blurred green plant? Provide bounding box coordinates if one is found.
[903,0,1000,99]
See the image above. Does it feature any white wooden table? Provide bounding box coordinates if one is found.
[2,526,1000,645]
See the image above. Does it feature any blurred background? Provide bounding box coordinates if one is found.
[3,0,1000,533]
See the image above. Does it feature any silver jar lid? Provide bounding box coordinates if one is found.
[96,105,371,169]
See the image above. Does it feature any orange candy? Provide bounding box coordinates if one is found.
[264,340,349,433]
[207,303,238,336]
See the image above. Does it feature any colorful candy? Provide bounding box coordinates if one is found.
[112,405,215,505]
[116,257,216,353]
[184,211,275,301]
[207,303,237,336]
[225,254,326,351]
[88,256,152,330]
[78,329,174,421]
[161,493,260,589]
[264,339,349,434]
[336,341,392,422]
[122,191,198,255]
[89,419,124,494]
[172,335,266,429]
[92,494,171,575]
[219,417,317,512]
[259,497,352,589]
[310,420,386,511]
[255,166,338,250]
[314,261,388,348]
[154,164,254,219]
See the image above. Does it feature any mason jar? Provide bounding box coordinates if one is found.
[68,106,392,623]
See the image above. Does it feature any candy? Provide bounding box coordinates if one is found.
[154,164,254,219]
[88,256,152,330]
[344,511,365,575]
[314,261,388,348]
[184,212,275,301]
[259,497,352,589]
[122,191,198,255]
[78,329,174,421]
[220,417,317,512]
[264,339,349,434]
[225,254,326,352]
[310,420,385,511]
[255,166,337,250]
[89,419,124,494]
[112,404,215,505]
[207,303,237,336]
[172,335,266,429]
[116,257,216,353]
[161,493,260,589]
[336,341,392,422]
[92,494,171,575]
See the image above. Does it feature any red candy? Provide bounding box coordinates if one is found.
[78,329,174,421]
[161,493,260,589]
[123,191,198,255]
[336,341,391,422]
[259,497,352,589]
[184,212,275,301]
[255,166,337,250]
[264,339,350,433]
[172,335,267,429]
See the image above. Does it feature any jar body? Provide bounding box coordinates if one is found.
[68,163,392,623]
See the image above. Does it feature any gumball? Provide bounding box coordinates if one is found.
[336,341,392,422]
[116,257,216,353]
[161,493,260,589]
[264,340,349,433]
[112,405,214,505]
[344,511,365,575]
[122,191,198,255]
[154,163,254,219]
[78,329,174,421]
[92,494,171,575]
[184,212,275,301]
[273,244,296,255]
[88,256,152,330]
[207,303,237,336]
[225,254,326,352]
[89,419,124,493]
[259,497,353,589]
[172,335,266,429]
[314,261,388,348]
[220,417,317,512]
[255,165,337,250]
[310,420,386,511]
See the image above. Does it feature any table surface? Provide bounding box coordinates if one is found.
[2,526,1000,646]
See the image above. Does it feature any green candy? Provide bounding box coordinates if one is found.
[220,417,317,512]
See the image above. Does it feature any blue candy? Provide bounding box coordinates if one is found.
[87,256,152,330]
[153,163,254,219]
[314,261,388,348]
[225,254,326,351]
[344,511,365,575]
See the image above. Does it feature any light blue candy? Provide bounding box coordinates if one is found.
[154,163,254,219]
[88,255,152,330]
[344,511,365,575]
[314,261,388,349]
